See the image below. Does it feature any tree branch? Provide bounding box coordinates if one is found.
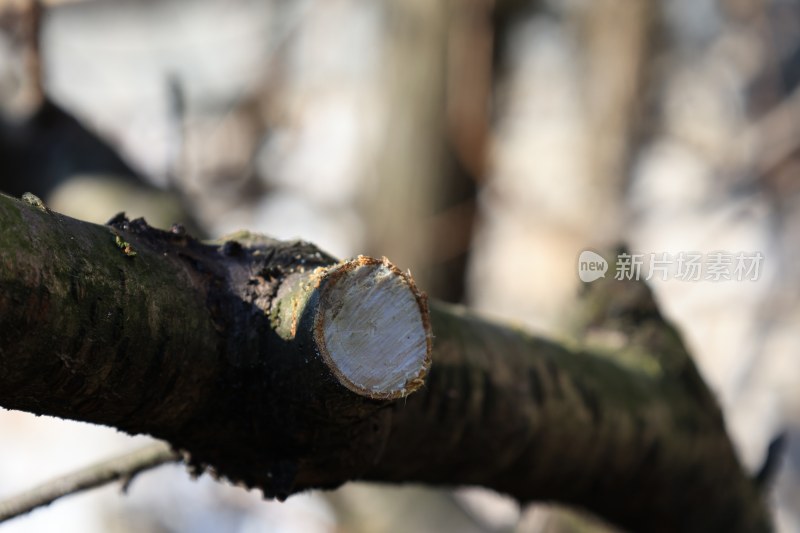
[0,442,178,522]
[0,192,770,531]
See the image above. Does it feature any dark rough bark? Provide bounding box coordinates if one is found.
[0,192,770,531]
[369,296,769,532]
[0,192,430,501]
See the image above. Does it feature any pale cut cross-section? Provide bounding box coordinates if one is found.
[314,256,431,400]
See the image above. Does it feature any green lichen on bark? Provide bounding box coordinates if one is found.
[0,194,221,433]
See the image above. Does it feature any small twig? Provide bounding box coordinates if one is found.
[0,441,179,523]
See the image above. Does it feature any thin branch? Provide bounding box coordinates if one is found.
[0,442,179,523]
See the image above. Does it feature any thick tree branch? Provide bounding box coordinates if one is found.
[0,192,431,497]
[371,293,771,532]
[0,192,770,531]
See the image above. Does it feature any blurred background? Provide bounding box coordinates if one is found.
[0,0,799,531]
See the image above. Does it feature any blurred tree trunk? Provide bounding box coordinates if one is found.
[365,0,487,303]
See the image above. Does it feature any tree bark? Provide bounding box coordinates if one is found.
[0,192,770,531]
